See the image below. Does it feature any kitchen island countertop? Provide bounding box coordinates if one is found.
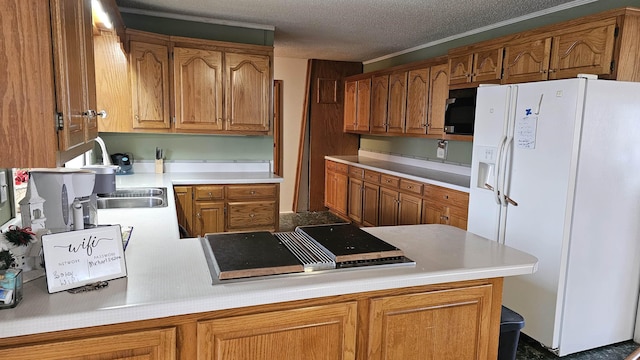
[0,171,536,340]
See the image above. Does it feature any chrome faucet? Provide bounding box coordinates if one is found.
[94,136,112,166]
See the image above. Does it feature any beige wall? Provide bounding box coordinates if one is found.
[274,57,308,213]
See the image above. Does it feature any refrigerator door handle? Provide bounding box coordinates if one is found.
[494,136,507,205]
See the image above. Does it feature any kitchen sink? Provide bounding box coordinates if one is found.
[97,187,168,209]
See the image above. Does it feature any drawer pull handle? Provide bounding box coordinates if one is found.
[250,190,256,195]
[208,192,212,198]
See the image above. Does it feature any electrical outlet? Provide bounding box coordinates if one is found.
[437,140,448,159]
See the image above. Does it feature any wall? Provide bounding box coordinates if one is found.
[273,58,308,213]
[360,136,472,166]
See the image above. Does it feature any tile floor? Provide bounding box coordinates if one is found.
[279,211,640,359]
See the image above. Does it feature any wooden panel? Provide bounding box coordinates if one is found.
[380,174,400,189]
[174,47,223,131]
[378,187,399,226]
[317,78,337,103]
[194,185,224,201]
[0,0,58,167]
[226,184,277,200]
[364,170,381,184]
[197,302,357,360]
[549,20,616,79]
[94,30,133,132]
[616,10,640,82]
[362,182,380,227]
[349,166,364,179]
[448,54,473,85]
[130,41,170,129]
[367,285,494,360]
[174,186,193,238]
[0,328,176,360]
[427,63,448,135]
[306,60,361,212]
[224,52,270,132]
[472,47,503,83]
[326,160,348,174]
[194,201,225,236]
[356,78,371,132]
[370,74,389,133]
[503,37,551,84]
[405,67,430,135]
[398,193,422,225]
[399,179,423,195]
[226,201,277,231]
[387,71,407,134]
[343,80,357,131]
[348,177,363,223]
[424,184,469,209]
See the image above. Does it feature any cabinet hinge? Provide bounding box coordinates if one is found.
[172,116,176,124]
[56,112,64,130]
[614,26,619,37]
[611,61,616,72]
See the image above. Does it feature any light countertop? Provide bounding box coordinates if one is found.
[0,172,536,339]
[325,151,471,192]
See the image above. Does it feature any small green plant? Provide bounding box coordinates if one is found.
[0,250,14,270]
[2,226,34,247]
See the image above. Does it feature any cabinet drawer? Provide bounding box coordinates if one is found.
[194,185,225,200]
[380,174,400,188]
[226,184,277,200]
[424,184,469,208]
[326,161,348,174]
[364,170,380,184]
[227,201,277,229]
[348,166,364,179]
[399,179,423,195]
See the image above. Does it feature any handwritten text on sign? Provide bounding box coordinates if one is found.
[42,225,127,293]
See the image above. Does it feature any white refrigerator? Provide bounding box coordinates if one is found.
[467,77,640,356]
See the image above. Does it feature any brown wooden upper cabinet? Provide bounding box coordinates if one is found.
[503,18,617,83]
[97,29,273,135]
[370,74,390,133]
[387,71,408,134]
[130,40,171,129]
[448,46,504,86]
[344,78,372,132]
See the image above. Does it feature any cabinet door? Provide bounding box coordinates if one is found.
[448,54,473,85]
[503,37,551,84]
[224,52,271,132]
[367,285,494,360]
[174,186,193,238]
[398,193,422,225]
[549,20,616,79]
[387,72,407,134]
[194,201,225,236]
[356,78,372,132]
[226,200,277,231]
[50,0,96,152]
[343,80,357,131]
[362,182,380,227]
[422,200,445,225]
[348,177,363,223]
[370,74,389,133]
[473,47,504,83]
[0,328,176,360]
[405,68,430,135]
[130,41,171,129]
[378,187,399,226]
[198,302,357,360]
[174,47,223,131]
[427,64,448,135]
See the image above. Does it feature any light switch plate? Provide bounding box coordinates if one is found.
[436,140,448,159]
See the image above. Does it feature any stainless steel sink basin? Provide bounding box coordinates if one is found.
[97,187,168,209]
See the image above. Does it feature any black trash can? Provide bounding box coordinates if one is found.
[498,306,525,360]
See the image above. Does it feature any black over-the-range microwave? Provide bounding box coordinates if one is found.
[444,88,477,135]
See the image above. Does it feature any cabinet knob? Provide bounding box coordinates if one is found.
[83,109,96,118]
[250,190,256,195]
[97,110,108,119]
[249,213,255,218]
[196,212,201,219]
[208,192,212,198]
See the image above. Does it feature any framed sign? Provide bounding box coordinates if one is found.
[41,225,127,293]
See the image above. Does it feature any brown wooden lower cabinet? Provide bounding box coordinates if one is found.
[175,183,279,237]
[325,161,469,230]
[198,302,357,360]
[0,279,502,360]
[0,328,176,360]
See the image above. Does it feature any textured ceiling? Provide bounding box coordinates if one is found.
[115,0,585,62]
